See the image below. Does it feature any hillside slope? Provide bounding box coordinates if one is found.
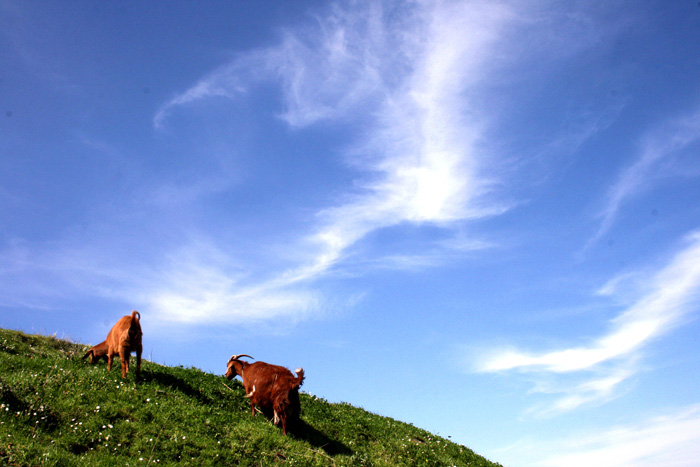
[0,328,501,466]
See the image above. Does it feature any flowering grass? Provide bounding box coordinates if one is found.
[0,328,501,466]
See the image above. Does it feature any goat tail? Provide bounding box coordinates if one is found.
[294,368,305,387]
[131,310,141,321]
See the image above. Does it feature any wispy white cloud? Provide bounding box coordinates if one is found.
[476,230,700,413]
[0,237,137,310]
[154,2,387,131]
[153,62,252,129]
[492,404,700,467]
[147,0,643,327]
[0,235,324,330]
[6,1,629,328]
[136,241,325,328]
[284,0,516,270]
[538,404,700,467]
[588,108,700,247]
[520,364,636,417]
[144,1,521,325]
[273,1,388,127]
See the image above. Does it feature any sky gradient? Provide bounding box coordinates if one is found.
[2,1,700,465]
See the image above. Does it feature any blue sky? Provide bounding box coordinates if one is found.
[2,1,700,465]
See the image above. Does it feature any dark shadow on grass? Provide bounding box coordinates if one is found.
[292,420,352,456]
[143,368,213,405]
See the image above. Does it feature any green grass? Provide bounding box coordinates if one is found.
[0,328,501,466]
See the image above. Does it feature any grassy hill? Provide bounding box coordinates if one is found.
[0,328,501,466]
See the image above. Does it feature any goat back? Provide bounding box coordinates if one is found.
[106,311,142,350]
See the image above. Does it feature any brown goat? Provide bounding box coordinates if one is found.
[225,354,305,435]
[82,340,109,364]
[104,310,143,379]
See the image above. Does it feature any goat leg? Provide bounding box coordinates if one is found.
[119,349,130,379]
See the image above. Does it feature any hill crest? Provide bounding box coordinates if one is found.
[0,328,501,466]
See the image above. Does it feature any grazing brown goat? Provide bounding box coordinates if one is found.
[104,310,142,379]
[225,354,305,435]
[82,340,108,364]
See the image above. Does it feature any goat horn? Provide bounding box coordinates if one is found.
[229,354,254,362]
